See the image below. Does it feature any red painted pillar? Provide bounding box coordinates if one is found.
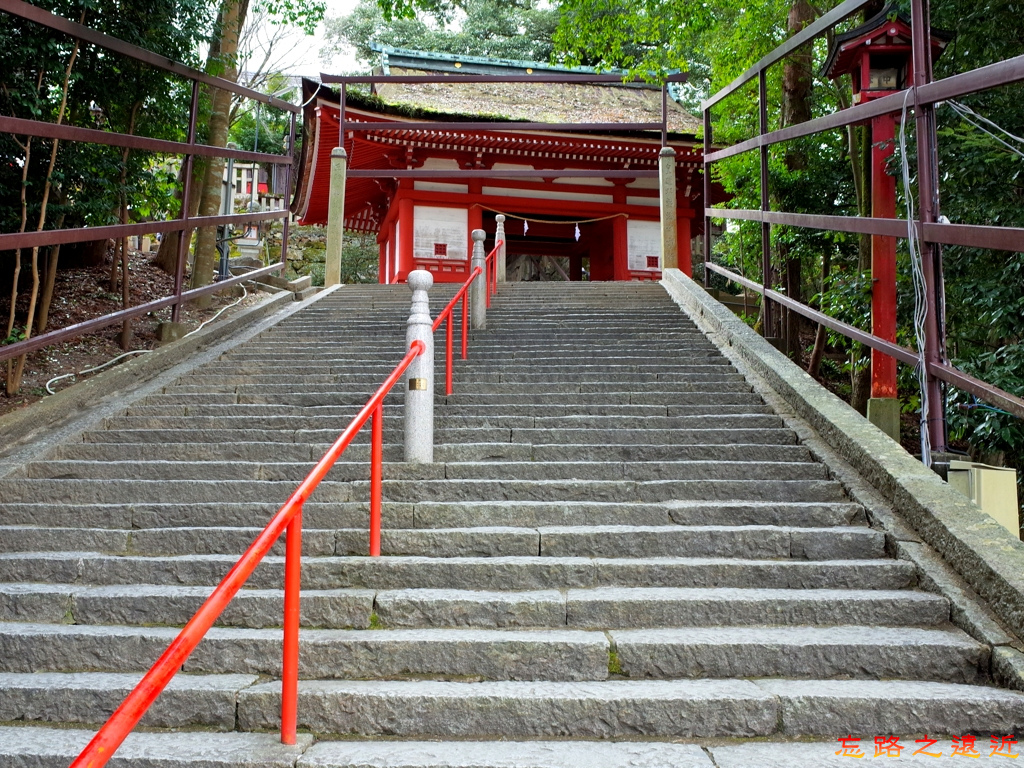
[378,241,386,285]
[871,114,898,400]
[677,213,692,277]
[612,216,629,281]
[398,197,414,281]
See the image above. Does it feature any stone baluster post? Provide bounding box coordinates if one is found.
[325,147,348,287]
[404,269,434,463]
[470,229,487,329]
[659,146,678,271]
[495,214,507,283]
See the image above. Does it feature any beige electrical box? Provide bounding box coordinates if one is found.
[948,460,1021,540]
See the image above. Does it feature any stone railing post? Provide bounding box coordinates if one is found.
[470,229,487,329]
[495,214,507,283]
[659,146,678,271]
[404,269,434,463]
[325,147,348,287]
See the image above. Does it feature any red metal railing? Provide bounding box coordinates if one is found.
[431,241,502,395]
[70,339,426,768]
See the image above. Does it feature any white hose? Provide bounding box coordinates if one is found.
[45,284,248,395]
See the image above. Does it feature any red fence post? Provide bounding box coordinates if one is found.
[280,506,303,744]
[446,316,453,396]
[369,403,383,556]
[460,294,468,360]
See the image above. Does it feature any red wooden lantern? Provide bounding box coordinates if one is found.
[823,3,950,104]
[822,3,950,437]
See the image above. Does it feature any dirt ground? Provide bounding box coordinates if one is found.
[0,250,264,417]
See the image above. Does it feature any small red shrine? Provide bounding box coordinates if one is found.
[292,47,718,284]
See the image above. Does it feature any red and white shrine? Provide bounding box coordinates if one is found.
[292,48,717,283]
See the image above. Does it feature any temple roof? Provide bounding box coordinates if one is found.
[368,45,702,136]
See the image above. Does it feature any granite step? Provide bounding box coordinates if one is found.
[234,678,1024,738]
[0,553,917,590]
[0,524,884,560]
[0,585,945,630]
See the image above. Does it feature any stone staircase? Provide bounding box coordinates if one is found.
[0,281,1022,766]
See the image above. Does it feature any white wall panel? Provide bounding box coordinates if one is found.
[627,219,661,271]
[414,205,468,260]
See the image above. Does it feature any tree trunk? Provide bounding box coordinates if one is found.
[153,158,206,274]
[774,0,816,354]
[190,0,249,308]
[8,31,81,395]
[808,249,831,378]
[35,212,65,335]
[782,0,815,167]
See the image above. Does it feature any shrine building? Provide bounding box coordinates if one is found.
[292,46,716,284]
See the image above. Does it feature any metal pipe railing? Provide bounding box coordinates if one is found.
[70,339,426,768]
[431,241,502,395]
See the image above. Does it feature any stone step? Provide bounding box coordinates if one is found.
[190,358,730,373]
[298,740,716,768]
[143,404,777,420]
[234,678,1024,738]
[176,369,739,386]
[0,727,312,768]
[0,671,255,729]
[609,625,986,684]
[196,358,728,373]
[380,586,948,629]
[0,584,941,630]
[51,441,526,464]
[0,524,883,560]
[0,623,610,681]
[0,553,917,590]
[121,402,772,418]
[76,427,508,445]
[0,501,413,530]
[0,477,846,504]
[410,500,867,528]
[99,414,786,432]
[49,439,814,468]
[234,392,755,407]
[370,478,847,504]
[162,379,751,396]
[0,622,983,684]
[76,426,799,450]
[22,459,826,484]
[0,499,866,531]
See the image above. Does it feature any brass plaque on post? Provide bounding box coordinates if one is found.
[408,378,428,391]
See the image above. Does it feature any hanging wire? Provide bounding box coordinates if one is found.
[945,100,1024,160]
[45,285,250,395]
[899,89,932,467]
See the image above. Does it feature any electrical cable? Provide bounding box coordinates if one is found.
[45,285,249,395]
[945,100,1024,160]
[899,88,933,467]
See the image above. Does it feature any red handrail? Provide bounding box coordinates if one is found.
[70,339,426,768]
[431,241,502,395]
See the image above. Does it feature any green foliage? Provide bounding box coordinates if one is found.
[0,0,211,238]
[256,0,326,34]
[338,231,380,285]
[323,0,558,66]
[2,327,27,346]
[229,78,295,155]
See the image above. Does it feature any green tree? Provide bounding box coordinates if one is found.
[323,0,558,67]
